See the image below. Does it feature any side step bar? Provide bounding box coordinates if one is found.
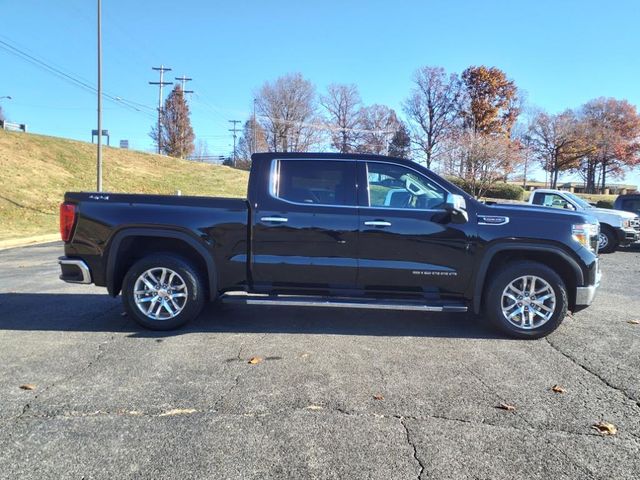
[221,293,467,313]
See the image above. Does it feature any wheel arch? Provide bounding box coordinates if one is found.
[106,228,217,301]
[472,243,584,314]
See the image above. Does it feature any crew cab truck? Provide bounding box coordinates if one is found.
[529,189,640,253]
[59,153,601,339]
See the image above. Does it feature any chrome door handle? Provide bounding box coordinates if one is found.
[261,216,288,223]
[364,221,392,227]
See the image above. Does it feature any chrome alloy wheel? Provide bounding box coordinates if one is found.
[133,267,188,320]
[501,275,556,330]
[598,232,608,251]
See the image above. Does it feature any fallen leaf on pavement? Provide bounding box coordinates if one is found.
[496,403,516,411]
[592,421,617,435]
[373,394,384,401]
[626,320,640,325]
[551,385,566,393]
[19,384,36,391]
[248,356,263,365]
[159,408,197,417]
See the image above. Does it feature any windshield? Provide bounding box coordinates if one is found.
[565,192,593,209]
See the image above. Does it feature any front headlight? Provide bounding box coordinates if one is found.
[572,223,599,252]
[622,219,631,229]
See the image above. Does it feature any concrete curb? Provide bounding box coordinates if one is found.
[0,234,59,251]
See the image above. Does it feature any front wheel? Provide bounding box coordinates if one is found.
[484,261,568,339]
[598,227,617,254]
[122,254,206,330]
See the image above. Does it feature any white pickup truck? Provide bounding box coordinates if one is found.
[529,189,640,253]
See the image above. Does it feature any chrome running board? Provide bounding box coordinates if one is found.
[221,292,467,313]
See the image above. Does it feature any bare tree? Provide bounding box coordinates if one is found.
[527,110,590,189]
[443,132,522,198]
[193,139,210,161]
[356,104,400,155]
[236,117,268,169]
[403,66,462,168]
[255,73,322,152]
[320,83,362,153]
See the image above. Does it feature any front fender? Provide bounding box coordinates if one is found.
[470,242,585,314]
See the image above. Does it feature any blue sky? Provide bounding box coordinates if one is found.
[1,0,639,185]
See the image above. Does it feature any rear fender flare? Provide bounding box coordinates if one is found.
[106,228,217,301]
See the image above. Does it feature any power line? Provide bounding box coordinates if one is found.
[228,120,241,167]
[149,65,173,154]
[0,36,155,120]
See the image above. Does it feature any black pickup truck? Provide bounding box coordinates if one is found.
[59,152,601,338]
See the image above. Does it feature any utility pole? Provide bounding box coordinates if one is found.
[96,0,103,192]
[229,120,241,167]
[149,65,172,154]
[175,75,194,96]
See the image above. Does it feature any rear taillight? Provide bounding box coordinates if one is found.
[59,203,77,242]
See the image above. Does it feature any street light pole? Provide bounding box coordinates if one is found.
[96,0,103,192]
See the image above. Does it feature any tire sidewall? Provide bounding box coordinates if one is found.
[598,228,617,254]
[122,254,206,330]
[485,261,568,339]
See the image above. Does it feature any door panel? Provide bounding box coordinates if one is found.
[357,161,473,297]
[251,159,359,292]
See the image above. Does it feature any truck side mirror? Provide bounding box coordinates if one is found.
[445,193,469,223]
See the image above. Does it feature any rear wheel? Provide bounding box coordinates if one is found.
[598,226,617,254]
[484,261,568,339]
[122,254,206,330]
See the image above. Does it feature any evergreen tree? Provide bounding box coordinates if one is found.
[388,122,411,159]
[150,85,195,158]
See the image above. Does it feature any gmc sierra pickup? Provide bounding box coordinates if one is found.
[59,152,601,339]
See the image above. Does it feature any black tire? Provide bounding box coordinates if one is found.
[122,254,206,330]
[484,261,568,339]
[598,226,618,254]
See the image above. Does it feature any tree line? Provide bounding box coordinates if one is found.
[234,67,640,195]
[151,66,640,196]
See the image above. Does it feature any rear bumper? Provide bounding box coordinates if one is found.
[575,259,601,306]
[58,257,92,284]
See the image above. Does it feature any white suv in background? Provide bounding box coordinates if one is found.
[529,189,640,253]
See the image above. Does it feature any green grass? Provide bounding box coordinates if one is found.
[0,130,249,240]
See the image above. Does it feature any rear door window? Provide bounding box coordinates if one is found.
[271,160,357,206]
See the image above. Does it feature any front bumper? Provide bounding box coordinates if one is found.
[575,258,601,306]
[616,227,639,246]
[58,257,92,284]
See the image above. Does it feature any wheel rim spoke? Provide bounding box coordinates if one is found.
[501,275,556,330]
[133,267,188,321]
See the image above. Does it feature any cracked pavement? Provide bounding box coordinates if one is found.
[0,242,639,479]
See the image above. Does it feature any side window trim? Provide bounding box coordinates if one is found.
[363,160,450,212]
[268,158,359,209]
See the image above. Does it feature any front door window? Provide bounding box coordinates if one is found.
[366,162,446,210]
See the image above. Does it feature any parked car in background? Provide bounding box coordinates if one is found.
[614,193,640,217]
[59,153,602,339]
[529,189,640,253]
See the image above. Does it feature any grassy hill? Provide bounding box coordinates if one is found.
[0,130,249,241]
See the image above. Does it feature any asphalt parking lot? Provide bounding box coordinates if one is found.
[0,242,639,479]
